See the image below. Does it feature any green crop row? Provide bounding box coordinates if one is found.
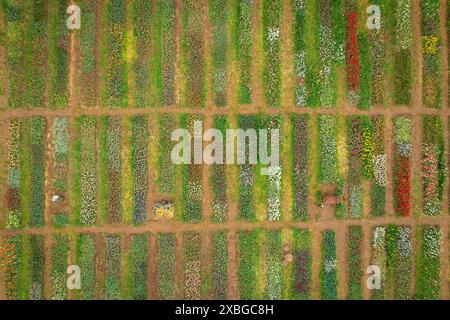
[128,233,149,300]
[104,234,121,300]
[50,234,69,300]
[209,0,229,107]
[318,115,339,184]
[157,114,177,195]
[157,233,176,300]
[212,231,228,299]
[104,0,128,109]
[182,114,203,223]
[238,229,259,299]
[347,226,362,299]
[29,117,45,227]
[183,0,205,107]
[211,116,228,223]
[422,116,445,216]
[133,0,152,108]
[72,116,98,226]
[262,0,281,107]
[266,230,282,299]
[131,116,149,224]
[238,115,259,221]
[371,116,386,216]
[48,0,69,109]
[234,0,253,104]
[183,232,202,299]
[320,230,337,300]
[415,225,441,299]
[290,229,311,299]
[79,0,98,108]
[76,234,96,300]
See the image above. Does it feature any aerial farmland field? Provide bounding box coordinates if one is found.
[0,0,449,303]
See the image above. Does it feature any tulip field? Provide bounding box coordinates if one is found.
[0,0,450,301]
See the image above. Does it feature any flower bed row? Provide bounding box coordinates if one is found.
[3,0,25,108]
[347,116,363,218]
[73,116,98,226]
[263,0,281,108]
[49,0,70,109]
[133,0,152,108]
[347,226,362,299]
[24,0,49,109]
[264,116,281,221]
[52,117,70,227]
[238,115,259,221]
[319,115,339,183]
[183,232,202,299]
[79,0,98,108]
[238,229,259,299]
[416,225,441,299]
[367,0,385,107]
[390,0,413,105]
[371,116,386,216]
[182,114,203,223]
[371,225,412,299]
[3,235,23,299]
[393,117,412,216]
[235,0,253,104]
[101,116,122,223]
[320,230,337,300]
[266,230,282,299]
[29,235,45,300]
[421,116,445,216]
[104,234,121,300]
[105,0,128,109]
[210,0,228,107]
[211,116,228,223]
[212,231,228,299]
[131,116,149,224]
[129,233,149,300]
[29,117,46,227]
[50,234,69,300]
[183,0,205,107]
[292,115,309,221]
[421,0,441,109]
[160,0,176,106]
[291,229,311,299]
[344,0,360,107]
[6,118,23,229]
[317,0,343,108]
[158,233,176,300]
[157,114,177,195]
[293,0,307,107]
[76,234,96,299]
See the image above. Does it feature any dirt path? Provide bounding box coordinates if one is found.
[68,29,80,110]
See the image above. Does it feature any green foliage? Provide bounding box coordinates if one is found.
[129,234,149,300]
[77,234,96,300]
[347,226,362,300]
[235,0,253,104]
[51,234,69,300]
[320,230,337,300]
[104,234,121,300]
[212,231,228,299]
[319,115,338,183]
[238,230,258,299]
[158,233,176,300]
